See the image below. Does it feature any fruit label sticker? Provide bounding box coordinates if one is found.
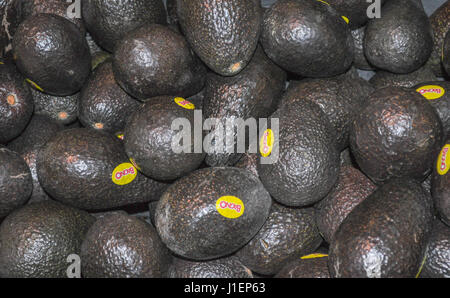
[25,78,44,92]
[437,144,450,176]
[174,97,195,110]
[216,196,245,219]
[300,253,328,260]
[116,133,124,140]
[341,16,349,24]
[260,129,274,157]
[112,163,137,185]
[416,85,445,100]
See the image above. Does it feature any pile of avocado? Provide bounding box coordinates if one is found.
[0,0,449,279]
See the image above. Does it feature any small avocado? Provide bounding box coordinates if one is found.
[177,0,261,76]
[431,139,450,226]
[369,65,437,89]
[82,0,166,53]
[326,0,388,30]
[364,0,433,74]
[419,219,450,278]
[0,146,32,218]
[315,165,377,244]
[124,96,205,181]
[31,88,79,125]
[79,61,141,134]
[261,0,353,78]
[113,24,206,100]
[81,213,172,278]
[0,63,33,144]
[12,13,91,96]
[36,128,169,210]
[235,202,322,276]
[275,253,330,278]
[329,178,434,278]
[349,87,444,184]
[155,167,272,260]
[0,201,95,278]
[428,0,450,77]
[167,256,254,278]
[351,26,374,71]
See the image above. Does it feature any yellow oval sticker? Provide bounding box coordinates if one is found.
[437,144,450,176]
[216,196,245,219]
[342,16,349,24]
[25,78,44,92]
[416,85,445,100]
[112,163,137,185]
[174,97,195,110]
[260,129,274,157]
[301,253,329,260]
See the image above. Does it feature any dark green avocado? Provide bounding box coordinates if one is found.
[364,0,433,74]
[79,61,141,134]
[261,0,353,78]
[369,65,437,89]
[431,139,450,226]
[112,24,206,100]
[0,146,32,218]
[275,253,330,278]
[0,201,95,278]
[235,202,322,276]
[80,213,172,278]
[329,178,434,278]
[154,167,272,260]
[82,0,166,53]
[12,13,91,96]
[419,219,450,278]
[177,0,262,76]
[326,0,388,29]
[36,128,169,210]
[31,88,79,125]
[315,165,377,244]
[428,0,450,77]
[0,63,33,144]
[167,256,254,278]
[349,87,444,184]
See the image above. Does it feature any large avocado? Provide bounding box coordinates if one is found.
[31,88,79,125]
[177,0,262,76]
[419,219,450,278]
[154,167,272,260]
[329,178,434,278]
[431,139,450,226]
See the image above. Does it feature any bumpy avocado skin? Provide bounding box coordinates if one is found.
[261,0,353,78]
[431,139,450,226]
[364,0,433,74]
[82,0,166,53]
[0,63,33,144]
[0,146,32,218]
[420,219,450,278]
[370,66,437,89]
[349,87,444,184]
[113,24,206,100]
[167,256,254,278]
[177,0,262,76]
[36,128,169,210]
[351,26,374,70]
[329,179,434,278]
[429,0,450,77]
[31,88,79,125]
[155,167,272,261]
[79,61,140,134]
[235,202,322,276]
[0,201,95,278]
[443,30,450,77]
[12,14,91,96]
[81,213,172,278]
[275,255,330,278]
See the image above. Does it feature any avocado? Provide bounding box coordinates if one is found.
[203,47,286,166]
[113,24,206,100]
[329,178,434,278]
[80,213,171,278]
[82,0,166,53]
[154,167,272,260]
[235,202,322,276]
[167,256,254,278]
[429,0,450,77]
[414,81,450,137]
[431,139,450,226]
[419,219,450,278]
[369,65,437,89]
[0,146,32,218]
[0,63,33,144]
[0,0,24,58]
[364,0,433,74]
[31,88,79,125]
[0,201,95,278]
[275,253,330,278]
[12,13,91,96]
[79,61,141,134]
[7,114,63,203]
[123,96,205,181]
[257,96,340,207]
[351,26,374,71]
[177,0,262,76]
[349,87,444,184]
[261,0,353,78]
[326,0,388,29]
[315,165,377,244]
[36,128,169,210]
